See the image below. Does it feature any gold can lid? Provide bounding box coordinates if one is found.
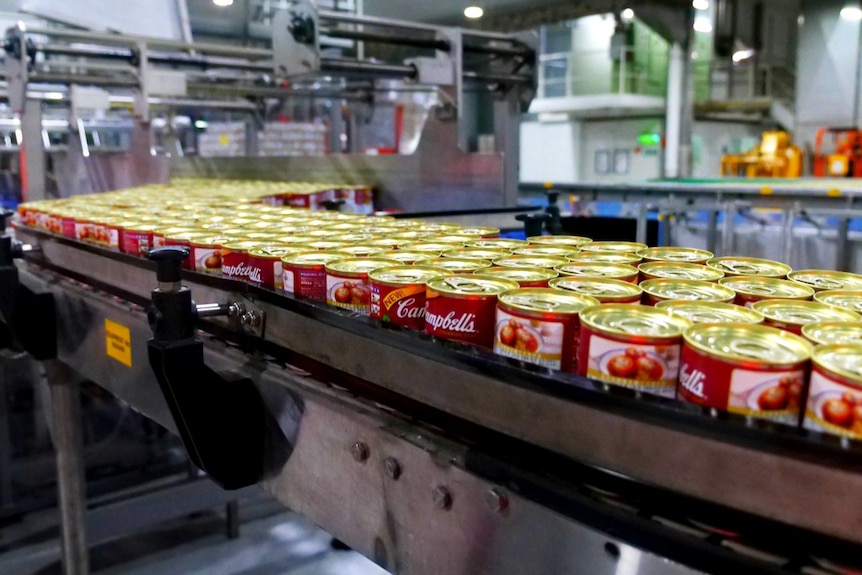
[512,245,579,258]
[788,270,862,291]
[244,232,283,241]
[166,231,211,242]
[493,255,570,269]
[555,262,639,280]
[222,240,260,251]
[361,238,401,248]
[684,323,811,366]
[154,226,195,236]
[410,222,463,233]
[325,258,402,276]
[814,290,862,314]
[190,235,237,247]
[638,261,725,281]
[655,301,764,325]
[381,250,442,263]
[401,242,465,252]
[812,344,862,383]
[300,240,352,251]
[481,266,559,283]
[803,322,862,346]
[638,246,714,263]
[326,245,388,257]
[718,276,815,299]
[249,245,299,259]
[450,226,500,237]
[368,266,450,286]
[426,235,476,245]
[240,221,273,231]
[123,222,158,233]
[323,222,362,232]
[273,235,317,244]
[752,299,862,326]
[336,233,375,243]
[385,231,431,242]
[281,251,350,267]
[416,257,492,272]
[442,248,511,260]
[641,279,736,302]
[570,251,642,265]
[581,241,647,254]
[498,288,599,316]
[527,235,593,248]
[581,304,690,338]
[466,238,529,250]
[706,257,791,278]
[549,276,642,300]
[426,275,520,297]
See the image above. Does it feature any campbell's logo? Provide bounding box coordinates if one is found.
[223,262,262,283]
[395,297,425,320]
[425,309,477,333]
[679,364,706,398]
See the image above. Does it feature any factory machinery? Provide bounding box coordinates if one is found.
[6,5,862,575]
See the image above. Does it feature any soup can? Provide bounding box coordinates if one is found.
[425,275,520,348]
[152,226,194,249]
[249,246,303,289]
[718,276,814,307]
[813,290,862,314]
[804,344,862,439]
[788,270,862,292]
[480,267,559,288]
[492,255,570,270]
[637,247,714,264]
[548,276,643,304]
[282,252,349,301]
[467,238,529,250]
[655,300,764,325]
[368,266,450,329]
[512,245,580,259]
[706,257,791,278]
[442,248,511,261]
[221,240,260,282]
[298,240,351,252]
[190,235,235,275]
[450,226,500,238]
[581,241,647,254]
[527,235,593,248]
[802,322,862,346]
[678,323,812,424]
[425,235,476,245]
[416,257,492,273]
[569,251,642,266]
[494,289,599,372]
[325,258,401,314]
[121,222,157,256]
[165,231,211,270]
[640,279,736,306]
[752,300,862,335]
[638,261,725,283]
[402,242,468,253]
[578,304,691,397]
[555,262,640,284]
[326,245,389,258]
[74,217,95,243]
[381,250,442,264]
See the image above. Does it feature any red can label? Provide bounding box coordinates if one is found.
[248,256,282,289]
[678,345,805,423]
[493,308,578,372]
[74,221,94,242]
[577,326,681,397]
[804,367,862,438]
[425,293,497,348]
[61,216,77,238]
[762,318,804,336]
[370,282,427,329]
[326,273,372,313]
[284,267,327,301]
[222,250,253,282]
[122,230,152,256]
[192,246,224,275]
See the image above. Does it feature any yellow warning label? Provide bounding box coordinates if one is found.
[219,134,229,146]
[105,319,132,367]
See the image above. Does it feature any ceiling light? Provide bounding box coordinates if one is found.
[621,8,635,20]
[464,6,484,18]
[194,120,209,129]
[840,6,862,20]
[732,48,755,62]
[693,16,713,33]
[212,0,234,6]
[692,0,709,10]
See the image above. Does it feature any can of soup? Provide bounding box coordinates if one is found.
[804,344,862,440]
[788,270,862,292]
[638,262,725,283]
[802,322,862,346]
[706,257,791,279]
[492,255,570,270]
[282,252,349,301]
[718,276,815,307]
[640,279,736,306]
[655,300,764,325]
[481,267,559,288]
[637,247,714,264]
[548,276,643,304]
[325,258,401,314]
[555,262,640,284]
[368,266,451,329]
[814,290,862,314]
[752,300,862,335]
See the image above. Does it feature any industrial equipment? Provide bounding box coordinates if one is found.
[720,130,803,178]
[812,126,862,178]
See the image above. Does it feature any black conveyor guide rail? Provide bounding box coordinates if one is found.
[15,226,862,564]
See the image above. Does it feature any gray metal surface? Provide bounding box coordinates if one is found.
[17,232,862,547]
[171,116,506,212]
[24,268,702,575]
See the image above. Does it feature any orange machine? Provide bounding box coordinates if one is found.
[721,131,803,178]
[812,127,862,178]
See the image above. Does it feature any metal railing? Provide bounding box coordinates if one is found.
[537,47,666,99]
[696,59,796,105]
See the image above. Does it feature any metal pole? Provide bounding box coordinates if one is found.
[21,98,47,201]
[636,203,649,245]
[0,362,12,510]
[836,217,852,272]
[782,205,797,266]
[721,202,735,256]
[226,501,240,540]
[47,361,89,575]
[706,209,719,255]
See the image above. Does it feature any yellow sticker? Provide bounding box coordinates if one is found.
[543,181,554,189]
[105,319,132,367]
[827,188,841,197]
[760,187,773,195]
[219,134,229,146]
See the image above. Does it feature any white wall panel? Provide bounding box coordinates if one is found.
[22,0,185,39]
